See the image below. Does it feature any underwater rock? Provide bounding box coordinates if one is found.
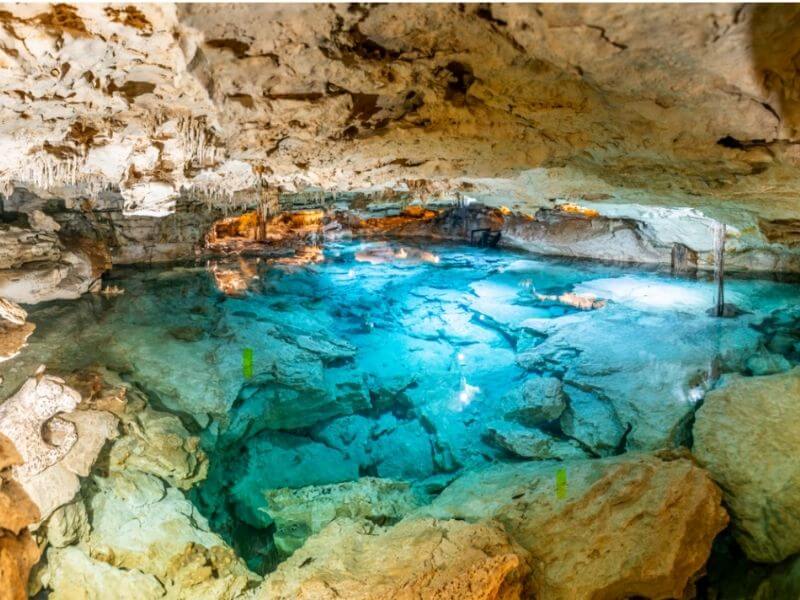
[486,421,587,460]
[263,477,422,555]
[517,306,761,450]
[693,368,800,563]
[419,452,727,600]
[251,517,531,600]
[230,363,370,435]
[373,419,435,480]
[501,376,566,425]
[109,405,208,490]
[230,431,359,529]
[559,384,625,456]
[744,349,792,376]
[84,469,257,596]
[42,546,165,600]
[45,498,90,549]
[310,415,374,469]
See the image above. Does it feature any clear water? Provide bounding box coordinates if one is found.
[6,240,800,573]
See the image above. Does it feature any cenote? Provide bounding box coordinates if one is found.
[6,236,800,592]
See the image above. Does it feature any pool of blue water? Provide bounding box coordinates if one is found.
[10,239,800,572]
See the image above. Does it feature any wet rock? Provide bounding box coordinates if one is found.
[693,368,800,563]
[42,546,165,600]
[517,306,761,450]
[0,226,61,269]
[0,249,100,304]
[263,477,422,555]
[252,517,531,599]
[109,405,208,490]
[419,453,728,600]
[230,431,359,529]
[45,498,90,548]
[168,326,206,342]
[231,363,370,434]
[85,470,257,595]
[373,419,435,480]
[744,349,792,376]
[310,415,374,468]
[486,421,587,460]
[501,376,566,425]
[559,384,625,456]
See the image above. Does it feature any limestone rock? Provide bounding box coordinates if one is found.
[251,517,531,600]
[231,363,370,434]
[229,431,359,529]
[559,384,626,456]
[486,421,587,460]
[693,368,800,563]
[26,210,61,233]
[745,349,792,376]
[419,453,728,600]
[42,546,164,600]
[0,299,27,326]
[263,477,422,555]
[373,419,435,480]
[109,406,207,490]
[45,499,90,549]
[85,470,257,594]
[501,376,566,425]
[0,375,117,521]
[0,529,41,600]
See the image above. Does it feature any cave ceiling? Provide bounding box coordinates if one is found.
[1,3,799,225]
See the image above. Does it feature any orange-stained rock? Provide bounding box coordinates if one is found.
[419,452,728,600]
[0,529,40,600]
[251,517,530,600]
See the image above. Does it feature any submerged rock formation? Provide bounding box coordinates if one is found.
[419,452,727,599]
[694,368,800,563]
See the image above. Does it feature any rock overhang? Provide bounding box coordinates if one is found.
[0,2,799,234]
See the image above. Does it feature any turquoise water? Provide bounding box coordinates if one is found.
[9,240,800,573]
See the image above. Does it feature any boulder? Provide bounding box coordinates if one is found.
[373,419,435,480]
[310,415,374,469]
[84,470,257,595]
[744,350,792,376]
[0,373,120,524]
[486,421,587,460]
[42,546,164,600]
[419,453,728,600]
[0,529,41,600]
[501,376,566,425]
[559,384,626,456]
[45,499,90,549]
[109,406,208,489]
[230,363,370,434]
[230,431,359,529]
[263,477,422,555]
[251,517,531,600]
[693,368,800,563]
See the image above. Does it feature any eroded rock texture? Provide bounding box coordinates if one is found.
[419,452,728,600]
[251,517,531,600]
[0,3,799,265]
[694,368,800,563]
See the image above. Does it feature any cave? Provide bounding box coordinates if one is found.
[2,3,800,599]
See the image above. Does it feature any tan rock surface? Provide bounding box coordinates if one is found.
[419,453,728,600]
[693,368,800,563]
[252,517,531,600]
[0,529,41,600]
[263,477,421,555]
